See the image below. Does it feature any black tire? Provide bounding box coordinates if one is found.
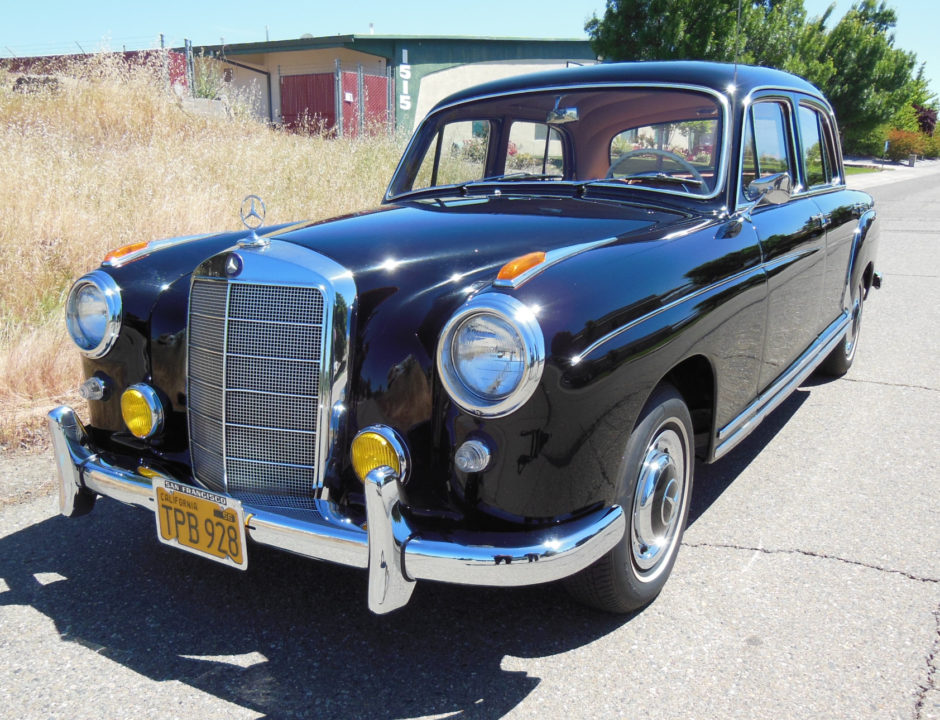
[818,279,866,377]
[565,384,694,613]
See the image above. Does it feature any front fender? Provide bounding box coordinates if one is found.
[447,218,767,521]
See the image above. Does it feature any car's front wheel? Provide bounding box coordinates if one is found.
[565,384,693,613]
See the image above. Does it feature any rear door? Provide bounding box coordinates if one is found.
[794,100,868,322]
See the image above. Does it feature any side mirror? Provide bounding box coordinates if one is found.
[730,172,792,228]
[747,172,791,206]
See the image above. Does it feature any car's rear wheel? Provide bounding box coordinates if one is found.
[819,278,866,377]
[565,384,693,613]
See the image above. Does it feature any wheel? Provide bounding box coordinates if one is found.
[565,384,693,613]
[818,279,866,377]
[606,148,705,185]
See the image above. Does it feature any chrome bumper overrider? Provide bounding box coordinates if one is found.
[48,406,625,614]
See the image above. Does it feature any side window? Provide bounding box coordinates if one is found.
[798,104,839,188]
[507,121,565,176]
[413,120,491,190]
[741,101,793,201]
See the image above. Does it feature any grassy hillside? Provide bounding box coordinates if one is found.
[0,54,405,449]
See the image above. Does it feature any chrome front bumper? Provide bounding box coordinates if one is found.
[48,406,625,614]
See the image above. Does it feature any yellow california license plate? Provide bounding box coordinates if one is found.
[153,478,247,570]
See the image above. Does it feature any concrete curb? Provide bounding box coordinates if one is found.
[847,157,940,190]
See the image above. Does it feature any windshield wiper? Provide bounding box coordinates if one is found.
[609,172,705,188]
[477,172,564,182]
[387,184,470,203]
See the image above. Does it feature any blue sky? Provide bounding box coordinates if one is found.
[2,0,936,98]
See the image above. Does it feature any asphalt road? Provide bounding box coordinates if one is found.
[1,164,938,720]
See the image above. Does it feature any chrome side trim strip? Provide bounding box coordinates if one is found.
[572,264,761,364]
[713,312,850,460]
[572,244,817,367]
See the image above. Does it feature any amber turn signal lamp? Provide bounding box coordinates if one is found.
[350,429,403,482]
[497,251,546,282]
[103,241,150,265]
[120,384,164,439]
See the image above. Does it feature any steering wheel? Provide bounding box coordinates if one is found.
[607,148,706,185]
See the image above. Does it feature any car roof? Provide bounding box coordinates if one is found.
[432,61,826,112]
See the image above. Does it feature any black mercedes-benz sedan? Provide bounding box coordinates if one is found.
[50,61,878,614]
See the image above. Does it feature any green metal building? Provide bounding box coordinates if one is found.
[194,34,595,133]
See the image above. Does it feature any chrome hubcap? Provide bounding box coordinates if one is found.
[632,426,687,577]
[845,283,864,358]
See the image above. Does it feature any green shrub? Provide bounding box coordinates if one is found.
[923,133,940,159]
[885,129,926,161]
[844,123,890,157]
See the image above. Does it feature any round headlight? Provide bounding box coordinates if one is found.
[437,294,544,417]
[65,270,122,358]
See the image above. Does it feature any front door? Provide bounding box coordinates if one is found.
[742,98,827,391]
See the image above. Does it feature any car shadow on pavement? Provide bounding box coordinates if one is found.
[1,385,817,718]
[688,387,810,526]
[0,497,631,718]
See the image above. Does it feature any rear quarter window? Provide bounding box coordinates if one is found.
[797,104,840,189]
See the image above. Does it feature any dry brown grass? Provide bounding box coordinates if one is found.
[0,53,406,450]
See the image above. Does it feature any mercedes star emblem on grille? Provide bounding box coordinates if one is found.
[225,253,243,277]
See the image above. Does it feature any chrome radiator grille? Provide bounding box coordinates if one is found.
[187,277,326,508]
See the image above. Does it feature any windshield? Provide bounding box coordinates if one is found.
[387,87,725,200]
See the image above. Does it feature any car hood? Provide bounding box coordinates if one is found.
[269,195,690,299]
[254,194,698,436]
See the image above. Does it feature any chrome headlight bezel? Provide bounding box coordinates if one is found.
[65,270,122,359]
[437,293,545,418]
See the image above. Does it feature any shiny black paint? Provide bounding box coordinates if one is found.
[73,61,879,531]
[449,216,771,519]
[751,196,827,390]
[85,231,245,431]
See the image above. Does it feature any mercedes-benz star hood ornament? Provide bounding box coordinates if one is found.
[238,194,268,246]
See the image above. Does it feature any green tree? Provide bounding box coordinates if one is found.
[809,0,917,141]
[585,0,811,65]
[586,0,923,151]
[585,0,742,62]
[741,0,811,70]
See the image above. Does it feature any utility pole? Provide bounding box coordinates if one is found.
[185,39,195,95]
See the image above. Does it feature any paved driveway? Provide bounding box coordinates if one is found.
[0,165,937,719]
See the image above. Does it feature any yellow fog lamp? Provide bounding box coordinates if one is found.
[350,426,410,484]
[120,384,165,439]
